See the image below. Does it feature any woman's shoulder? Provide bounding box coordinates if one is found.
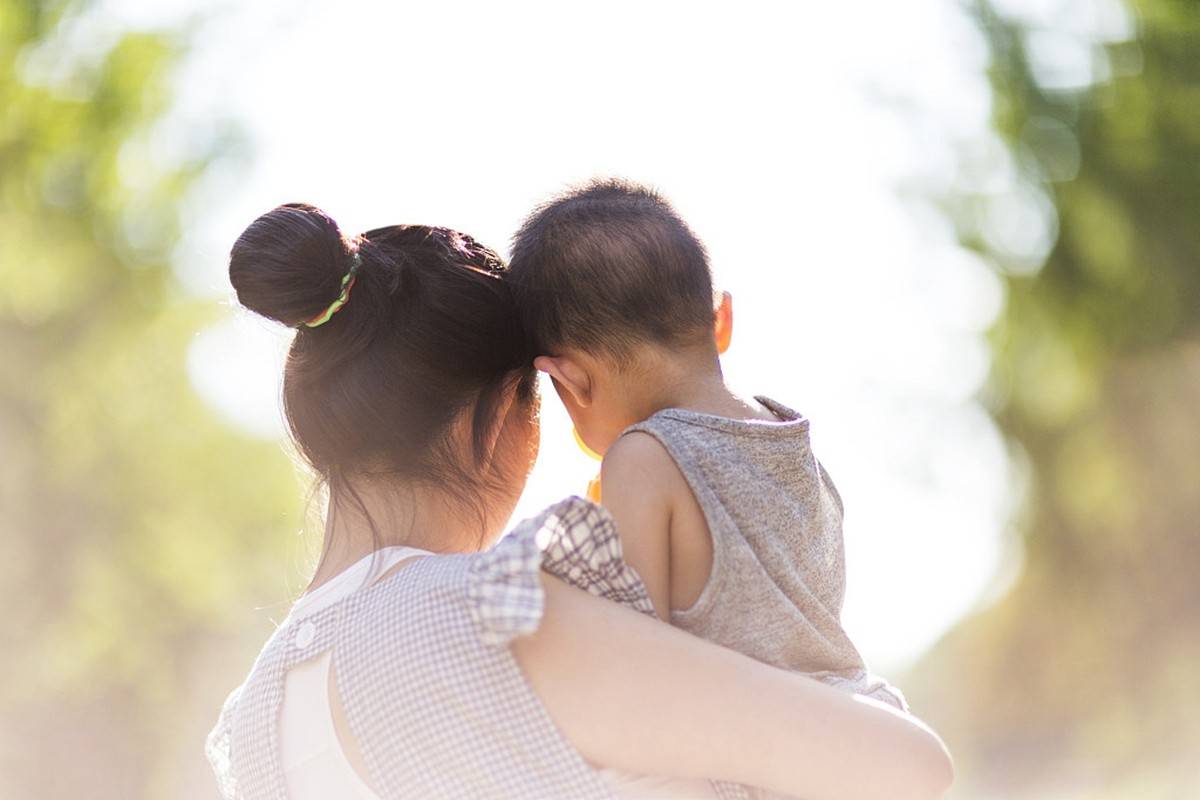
[208,500,633,800]
[304,496,653,651]
[208,495,656,714]
[475,496,658,627]
[368,496,659,648]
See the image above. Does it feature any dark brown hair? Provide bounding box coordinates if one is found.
[229,203,535,549]
[508,179,715,358]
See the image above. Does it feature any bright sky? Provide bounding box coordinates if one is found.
[98,0,1058,673]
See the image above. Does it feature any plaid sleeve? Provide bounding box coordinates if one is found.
[466,496,657,647]
[466,515,545,647]
[534,496,657,617]
[469,498,763,799]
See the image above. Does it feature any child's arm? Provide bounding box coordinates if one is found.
[599,432,680,620]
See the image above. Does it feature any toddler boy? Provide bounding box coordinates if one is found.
[509,180,904,710]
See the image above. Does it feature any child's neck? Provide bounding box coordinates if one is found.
[623,346,776,424]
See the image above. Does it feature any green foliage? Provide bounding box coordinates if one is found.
[6,1,1196,797]
[908,2,1200,797]
[0,2,302,797]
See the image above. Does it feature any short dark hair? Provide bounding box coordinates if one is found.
[509,179,714,358]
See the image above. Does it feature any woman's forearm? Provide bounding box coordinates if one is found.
[708,649,954,800]
[513,575,953,800]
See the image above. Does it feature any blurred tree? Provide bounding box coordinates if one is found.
[909,1,1200,797]
[0,2,301,797]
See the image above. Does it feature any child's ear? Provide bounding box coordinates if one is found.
[533,354,592,408]
[714,290,733,355]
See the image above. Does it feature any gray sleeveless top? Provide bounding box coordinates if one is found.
[206,497,756,800]
[625,396,905,709]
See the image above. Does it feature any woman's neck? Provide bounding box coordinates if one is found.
[307,479,487,591]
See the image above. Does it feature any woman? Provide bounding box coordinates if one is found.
[207,204,953,800]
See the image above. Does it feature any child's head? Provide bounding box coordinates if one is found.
[509,179,723,453]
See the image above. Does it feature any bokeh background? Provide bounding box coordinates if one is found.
[2,0,1196,797]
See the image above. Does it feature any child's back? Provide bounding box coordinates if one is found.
[621,397,902,706]
[509,178,903,715]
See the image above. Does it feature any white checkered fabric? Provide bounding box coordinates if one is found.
[206,496,755,799]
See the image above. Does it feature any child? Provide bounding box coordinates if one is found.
[509,179,905,711]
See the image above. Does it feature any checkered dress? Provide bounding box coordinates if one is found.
[206,497,754,800]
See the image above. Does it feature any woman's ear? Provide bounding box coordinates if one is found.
[533,354,593,409]
[480,377,522,466]
[714,291,733,355]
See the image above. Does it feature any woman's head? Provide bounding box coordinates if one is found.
[229,203,539,548]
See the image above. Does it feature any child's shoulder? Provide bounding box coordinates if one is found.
[601,429,681,490]
[624,395,808,438]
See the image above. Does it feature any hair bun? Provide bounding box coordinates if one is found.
[229,203,356,327]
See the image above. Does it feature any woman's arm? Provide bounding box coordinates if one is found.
[512,575,954,800]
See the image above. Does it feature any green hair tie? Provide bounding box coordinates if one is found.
[303,251,361,328]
